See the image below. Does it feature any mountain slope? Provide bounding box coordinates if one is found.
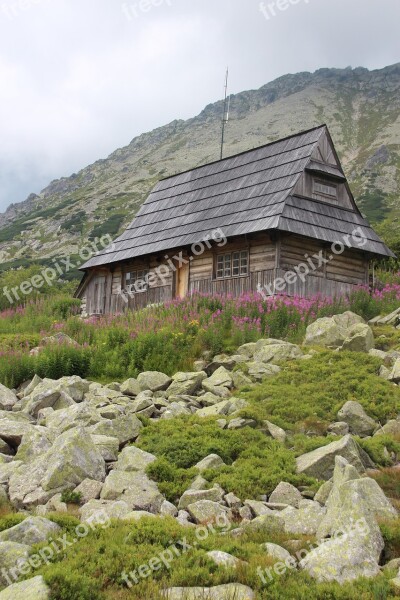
[0,63,399,269]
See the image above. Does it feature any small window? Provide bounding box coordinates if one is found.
[125,270,148,293]
[314,180,338,199]
[216,251,249,279]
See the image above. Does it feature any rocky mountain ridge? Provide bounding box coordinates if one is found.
[0,63,399,270]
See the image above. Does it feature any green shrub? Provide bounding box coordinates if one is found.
[60,491,82,505]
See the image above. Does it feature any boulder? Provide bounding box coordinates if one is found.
[340,323,374,353]
[0,384,18,412]
[120,378,141,397]
[91,435,119,461]
[21,375,42,398]
[296,435,371,480]
[244,513,285,535]
[327,422,349,436]
[337,401,376,437]
[202,367,233,391]
[261,542,294,564]
[186,500,229,525]
[314,480,333,506]
[244,500,272,517]
[194,454,225,471]
[388,359,400,383]
[0,419,34,447]
[163,584,255,600]
[166,372,207,397]
[41,427,106,491]
[188,475,208,491]
[227,418,257,430]
[79,499,131,522]
[160,500,178,517]
[15,428,53,464]
[178,488,224,510]
[0,541,31,587]
[304,311,364,348]
[46,402,101,433]
[137,372,172,392]
[262,420,286,443]
[206,550,244,567]
[199,392,222,407]
[21,379,62,417]
[299,530,382,583]
[0,517,60,546]
[196,398,247,418]
[115,446,157,472]
[74,479,103,503]
[281,500,326,535]
[0,575,50,599]
[88,413,142,446]
[254,342,302,364]
[374,420,400,437]
[246,362,281,382]
[269,482,302,508]
[100,471,164,513]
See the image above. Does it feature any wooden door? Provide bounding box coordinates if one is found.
[93,276,106,314]
[176,262,189,298]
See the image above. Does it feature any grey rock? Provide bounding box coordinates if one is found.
[0,517,60,546]
[269,482,302,508]
[162,584,255,599]
[0,575,50,599]
[115,446,156,472]
[195,454,225,471]
[337,401,377,437]
[137,372,172,392]
[186,500,229,525]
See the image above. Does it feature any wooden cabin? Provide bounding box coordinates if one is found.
[76,125,393,315]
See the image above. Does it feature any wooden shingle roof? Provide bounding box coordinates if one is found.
[82,125,393,268]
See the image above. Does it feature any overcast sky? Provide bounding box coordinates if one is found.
[0,0,399,212]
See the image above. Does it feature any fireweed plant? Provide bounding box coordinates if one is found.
[1,282,400,388]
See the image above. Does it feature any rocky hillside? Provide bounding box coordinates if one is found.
[0,310,400,598]
[0,63,399,271]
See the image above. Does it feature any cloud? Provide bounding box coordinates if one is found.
[0,0,399,211]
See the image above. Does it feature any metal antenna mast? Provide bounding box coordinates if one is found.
[220,67,230,160]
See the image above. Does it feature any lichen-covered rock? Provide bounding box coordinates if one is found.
[337,401,376,437]
[244,513,285,535]
[88,413,142,445]
[374,420,400,437]
[45,403,102,433]
[91,435,119,461]
[296,435,370,480]
[0,419,34,447]
[206,550,245,567]
[120,378,141,397]
[0,384,18,412]
[341,323,374,353]
[160,500,178,517]
[79,499,131,522]
[186,500,229,525]
[254,342,302,364]
[115,446,157,472]
[261,542,294,564]
[0,541,31,587]
[74,479,103,503]
[21,379,61,417]
[0,517,60,546]
[246,362,281,382]
[196,398,247,418]
[327,422,349,436]
[244,500,272,517]
[202,367,233,391]
[178,488,224,510]
[269,482,302,508]
[100,471,164,513]
[15,428,53,463]
[163,584,255,599]
[194,454,225,471]
[281,500,326,535]
[41,427,106,491]
[304,311,364,348]
[0,575,50,599]
[137,372,172,392]
[0,461,24,485]
[314,480,333,505]
[166,372,207,397]
[262,420,286,443]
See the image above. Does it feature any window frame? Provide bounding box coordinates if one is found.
[313,179,338,201]
[215,250,249,280]
[124,269,149,293]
